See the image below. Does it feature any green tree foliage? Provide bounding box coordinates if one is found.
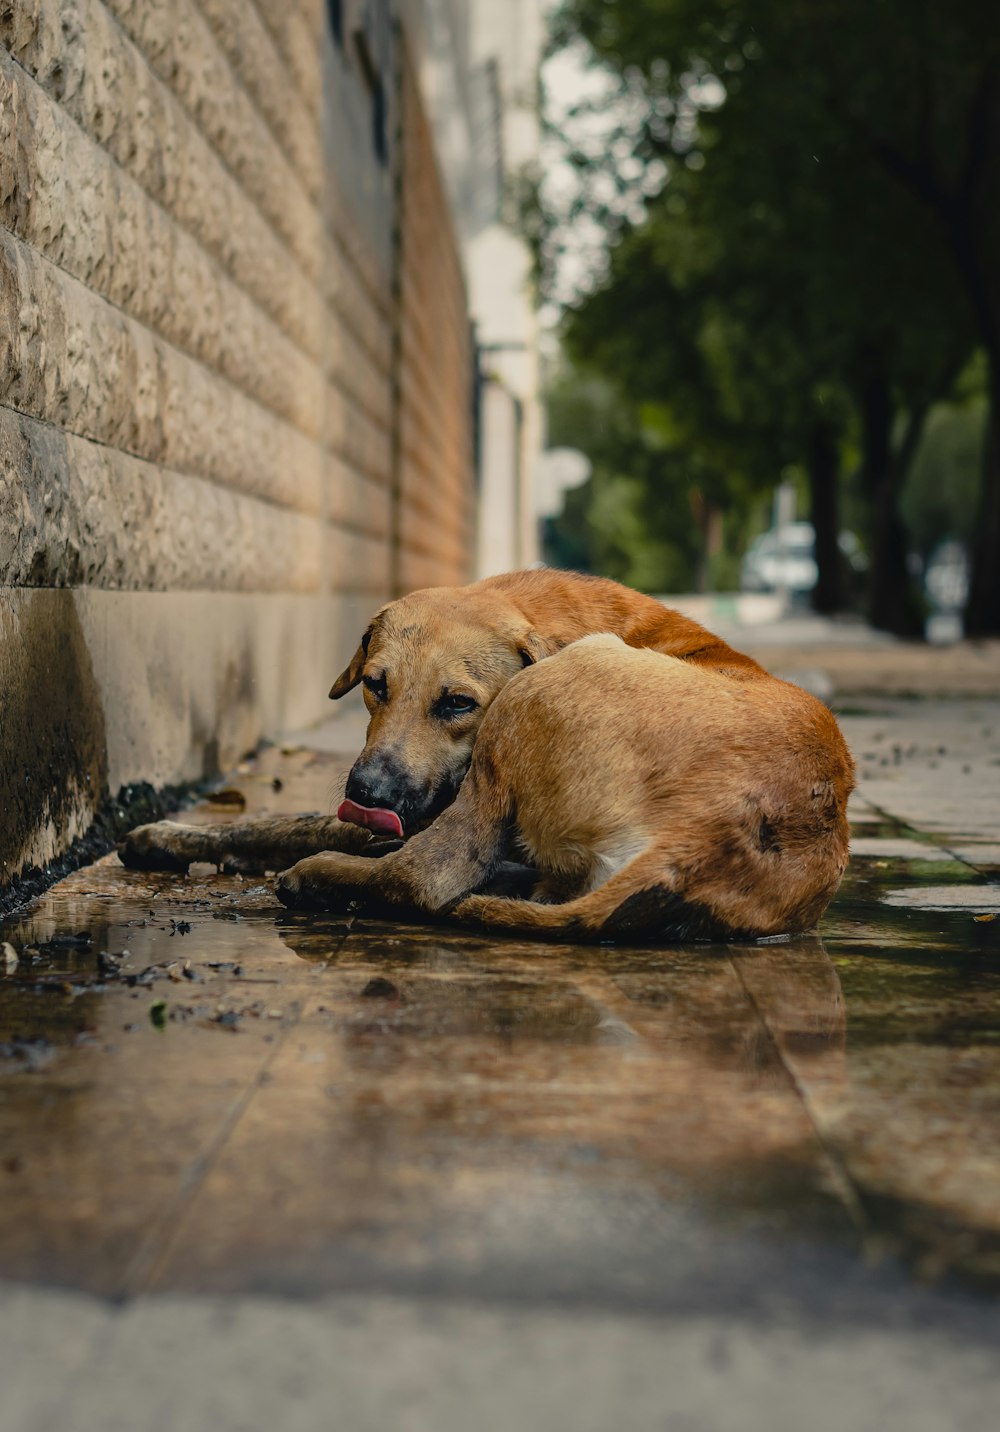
[545,0,998,632]
[543,367,748,592]
[903,389,988,561]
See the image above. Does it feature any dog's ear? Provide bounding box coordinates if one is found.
[329,624,374,699]
[515,630,560,667]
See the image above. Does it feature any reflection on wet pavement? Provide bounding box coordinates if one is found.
[2,706,1000,1309]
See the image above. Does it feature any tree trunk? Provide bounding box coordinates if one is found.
[806,419,844,614]
[859,138,1000,631]
[860,372,925,637]
[690,490,719,593]
[946,217,1000,634]
[965,356,1000,635]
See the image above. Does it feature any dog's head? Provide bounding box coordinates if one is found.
[330,585,554,835]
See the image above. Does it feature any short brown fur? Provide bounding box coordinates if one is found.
[121,571,854,941]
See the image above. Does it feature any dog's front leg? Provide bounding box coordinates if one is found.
[276,765,510,918]
[274,850,416,917]
[119,813,378,875]
[274,836,489,918]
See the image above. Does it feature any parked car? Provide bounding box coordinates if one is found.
[740,523,865,598]
[923,540,969,614]
[740,522,817,595]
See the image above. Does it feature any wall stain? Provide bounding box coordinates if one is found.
[1,592,107,881]
[0,591,202,913]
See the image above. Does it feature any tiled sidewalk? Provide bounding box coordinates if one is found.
[2,689,1000,1429]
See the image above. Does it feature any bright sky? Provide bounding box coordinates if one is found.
[539,15,724,323]
[539,39,628,319]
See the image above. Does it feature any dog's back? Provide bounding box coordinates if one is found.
[452,634,854,940]
[479,569,771,679]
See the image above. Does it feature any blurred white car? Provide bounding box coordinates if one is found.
[740,522,818,595]
[924,540,969,613]
[740,523,865,597]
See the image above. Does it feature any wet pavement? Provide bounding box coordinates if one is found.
[4,696,1000,1428]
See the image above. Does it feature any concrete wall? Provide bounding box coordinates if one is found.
[0,0,475,894]
[466,0,543,574]
[476,378,522,578]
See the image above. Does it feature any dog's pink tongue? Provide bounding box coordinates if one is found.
[338,799,404,838]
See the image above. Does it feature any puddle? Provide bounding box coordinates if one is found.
[881,887,1000,912]
[0,887,300,1070]
[3,746,1000,1303]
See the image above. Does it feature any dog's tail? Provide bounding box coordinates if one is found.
[452,855,741,944]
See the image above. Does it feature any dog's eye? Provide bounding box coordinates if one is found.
[435,693,478,719]
[363,673,388,703]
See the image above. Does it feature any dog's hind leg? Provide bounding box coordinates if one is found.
[451,848,737,944]
[119,813,378,875]
[275,757,512,916]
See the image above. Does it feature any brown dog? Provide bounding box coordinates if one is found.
[121,570,854,940]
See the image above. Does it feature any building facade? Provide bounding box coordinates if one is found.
[0,0,534,899]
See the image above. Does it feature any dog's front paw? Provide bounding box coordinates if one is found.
[274,864,303,907]
[274,857,333,910]
[275,854,383,913]
[118,821,194,873]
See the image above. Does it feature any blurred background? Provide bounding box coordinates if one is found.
[2,0,999,893]
[533,0,1000,646]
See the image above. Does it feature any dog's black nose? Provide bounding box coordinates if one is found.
[345,759,400,812]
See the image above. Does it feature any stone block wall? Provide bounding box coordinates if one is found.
[0,0,476,895]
